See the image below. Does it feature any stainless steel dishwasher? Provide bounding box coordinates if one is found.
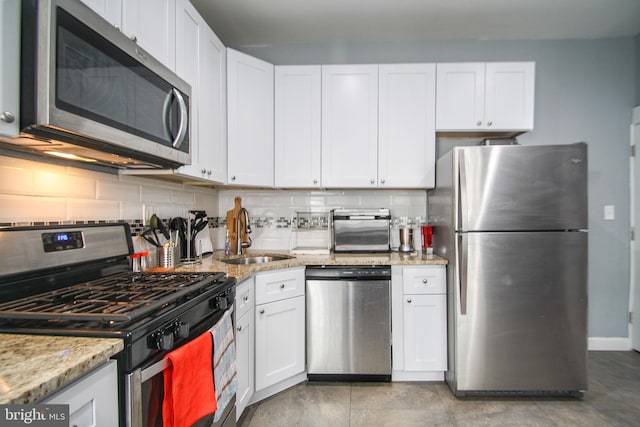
[306,265,392,381]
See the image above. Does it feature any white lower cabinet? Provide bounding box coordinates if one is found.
[235,278,255,421]
[392,265,447,380]
[254,267,305,393]
[41,360,118,427]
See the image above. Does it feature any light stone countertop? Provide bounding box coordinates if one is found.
[0,334,124,404]
[174,249,448,281]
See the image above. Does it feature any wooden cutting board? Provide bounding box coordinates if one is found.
[226,196,249,252]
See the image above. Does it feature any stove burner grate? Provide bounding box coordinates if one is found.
[0,271,226,324]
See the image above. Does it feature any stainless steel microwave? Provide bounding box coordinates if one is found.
[9,0,191,169]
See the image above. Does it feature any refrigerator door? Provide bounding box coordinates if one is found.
[453,231,587,393]
[458,143,587,231]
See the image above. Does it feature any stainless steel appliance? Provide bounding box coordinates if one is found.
[331,208,391,252]
[306,265,392,381]
[6,0,191,170]
[0,224,236,427]
[428,142,588,397]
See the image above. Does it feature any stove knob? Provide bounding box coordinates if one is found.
[216,296,228,310]
[158,331,174,351]
[176,322,190,339]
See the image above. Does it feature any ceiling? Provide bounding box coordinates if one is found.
[190,0,640,48]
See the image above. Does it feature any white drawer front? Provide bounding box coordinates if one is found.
[235,278,255,319]
[402,266,446,294]
[255,267,305,305]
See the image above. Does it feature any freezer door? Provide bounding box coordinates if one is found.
[454,231,587,393]
[458,143,587,231]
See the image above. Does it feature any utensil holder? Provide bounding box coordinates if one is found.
[157,246,178,268]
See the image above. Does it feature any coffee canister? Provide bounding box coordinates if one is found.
[398,227,414,252]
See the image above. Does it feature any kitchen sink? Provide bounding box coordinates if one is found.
[220,255,294,265]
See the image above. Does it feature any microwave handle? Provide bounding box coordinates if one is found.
[163,88,188,149]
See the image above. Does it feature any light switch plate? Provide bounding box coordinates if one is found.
[604,205,615,220]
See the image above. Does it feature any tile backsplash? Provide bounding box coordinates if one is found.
[0,155,428,253]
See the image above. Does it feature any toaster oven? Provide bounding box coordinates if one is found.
[331,208,391,252]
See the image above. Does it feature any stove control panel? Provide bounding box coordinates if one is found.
[42,231,85,252]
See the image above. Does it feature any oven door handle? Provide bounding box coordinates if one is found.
[125,359,172,427]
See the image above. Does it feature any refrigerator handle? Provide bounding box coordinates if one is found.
[458,150,466,231]
[457,234,468,315]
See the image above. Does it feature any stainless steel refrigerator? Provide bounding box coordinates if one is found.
[428,143,588,397]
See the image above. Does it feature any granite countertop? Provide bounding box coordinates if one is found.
[174,249,448,282]
[0,334,124,405]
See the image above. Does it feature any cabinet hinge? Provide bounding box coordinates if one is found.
[632,145,636,157]
[630,312,633,324]
[632,227,635,241]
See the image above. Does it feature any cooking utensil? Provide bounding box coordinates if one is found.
[141,228,161,247]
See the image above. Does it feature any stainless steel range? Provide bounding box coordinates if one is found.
[0,223,236,427]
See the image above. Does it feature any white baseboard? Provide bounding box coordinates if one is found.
[588,337,632,351]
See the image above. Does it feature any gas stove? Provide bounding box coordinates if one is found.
[0,223,236,427]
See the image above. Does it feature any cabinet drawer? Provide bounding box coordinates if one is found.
[402,266,445,294]
[255,267,305,305]
[235,278,255,319]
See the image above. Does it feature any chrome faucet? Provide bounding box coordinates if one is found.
[236,207,252,255]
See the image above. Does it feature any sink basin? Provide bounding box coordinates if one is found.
[220,255,294,265]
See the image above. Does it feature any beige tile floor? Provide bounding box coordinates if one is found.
[238,351,640,426]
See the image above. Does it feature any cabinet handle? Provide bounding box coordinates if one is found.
[243,295,249,302]
[476,121,482,126]
[231,176,236,181]
[237,325,242,332]
[0,112,15,123]
[207,170,212,175]
[201,169,207,174]
[380,179,385,184]
[130,35,138,42]
[422,279,428,284]
[370,179,375,184]
[407,298,412,303]
[313,179,318,184]
[280,284,285,289]
[260,309,265,314]
[487,121,493,126]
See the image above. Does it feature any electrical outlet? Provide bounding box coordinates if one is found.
[604,205,615,221]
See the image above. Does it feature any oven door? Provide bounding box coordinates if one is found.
[125,310,236,427]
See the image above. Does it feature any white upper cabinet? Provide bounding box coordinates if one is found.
[121,0,176,71]
[321,65,379,188]
[0,0,20,138]
[379,64,436,188]
[274,66,322,188]
[436,62,535,132]
[175,0,227,183]
[79,0,122,28]
[227,49,275,187]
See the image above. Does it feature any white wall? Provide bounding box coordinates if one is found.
[242,37,636,339]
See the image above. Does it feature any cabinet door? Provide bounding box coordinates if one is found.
[275,66,322,187]
[436,63,485,131]
[235,308,255,421]
[175,0,227,183]
[79,0,122,27]
[227,48,274,187]
[485,62,535,131]
[42,360,118,427]
[379,64,436,188]
[404,294,447,371]
[321,65,378,188]
[0,0,20,137]
[255,295,305,391]
[121,0,176,71]
[235,278,255,320]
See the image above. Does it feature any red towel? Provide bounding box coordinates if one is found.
[163,332,218,427]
